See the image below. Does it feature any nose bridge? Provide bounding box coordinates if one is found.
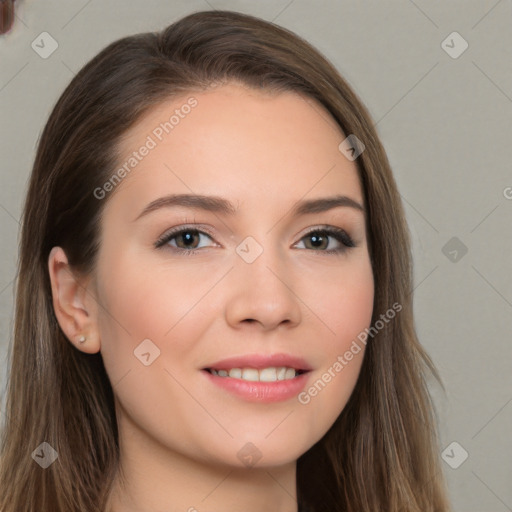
[225,233,301,329]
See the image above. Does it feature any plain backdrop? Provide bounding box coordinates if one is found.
[1,1,511,511]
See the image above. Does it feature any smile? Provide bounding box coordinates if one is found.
[206,367,308,382]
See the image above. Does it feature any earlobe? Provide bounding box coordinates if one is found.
[48,246,100,354]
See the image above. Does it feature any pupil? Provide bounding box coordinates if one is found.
[310,234,325,248]
[180,231,197,247]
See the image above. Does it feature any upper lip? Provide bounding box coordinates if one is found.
[203,353,313,371]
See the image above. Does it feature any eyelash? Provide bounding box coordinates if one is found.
[154,224,356,256]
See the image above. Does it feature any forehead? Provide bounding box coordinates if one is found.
[106,83,364,217]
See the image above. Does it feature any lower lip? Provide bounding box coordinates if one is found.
[202,370,310,403]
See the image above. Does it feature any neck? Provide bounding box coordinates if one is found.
[105,412,299,512]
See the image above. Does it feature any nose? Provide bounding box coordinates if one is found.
[224,244,302,331]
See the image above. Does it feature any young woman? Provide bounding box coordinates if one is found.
[0,10,452,512]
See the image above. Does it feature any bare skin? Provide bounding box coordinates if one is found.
[48,82,374,512]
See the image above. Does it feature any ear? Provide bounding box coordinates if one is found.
[48,246,101,354]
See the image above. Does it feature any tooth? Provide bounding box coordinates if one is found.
[241,368,260,381]
[285,368,296,379]
[228,368,242,379]
[259,367,277,382]
[210,366,300,381]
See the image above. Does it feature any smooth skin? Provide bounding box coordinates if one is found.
[48,82,374,512]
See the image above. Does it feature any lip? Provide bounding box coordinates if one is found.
[202,369,311,403]
[200,352,313,403]
[203,352,313,372]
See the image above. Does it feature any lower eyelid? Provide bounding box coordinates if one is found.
[295,233,354,252]
[155,226,356,252]
[155,229,215,249]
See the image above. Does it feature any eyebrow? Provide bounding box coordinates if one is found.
[133,193,365,221]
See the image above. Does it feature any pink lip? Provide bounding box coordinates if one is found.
[202,369,311,403]
[203,352,313,372]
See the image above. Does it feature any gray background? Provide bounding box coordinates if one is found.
[1,1,511,510]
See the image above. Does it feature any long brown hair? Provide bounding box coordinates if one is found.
[0,10,451,512]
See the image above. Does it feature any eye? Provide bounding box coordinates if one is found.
[154,226,217,254]
[154,224,357,256]
[294,226,356,255]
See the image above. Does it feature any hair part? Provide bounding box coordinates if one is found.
[0,10,451,512]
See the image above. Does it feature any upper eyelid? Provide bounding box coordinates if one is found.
[156,224,355,247]
[155,224,216,249]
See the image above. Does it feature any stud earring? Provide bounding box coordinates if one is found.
[78,335,86,344]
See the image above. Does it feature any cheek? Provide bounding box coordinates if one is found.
[295,257,373,430]
[303,254,374,345]
[93,252,166,381]
[96,246,191,336]
[95,252,212,381]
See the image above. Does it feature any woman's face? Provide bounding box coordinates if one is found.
[92,82,374,468]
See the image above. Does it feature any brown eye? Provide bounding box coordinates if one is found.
[303,231,329,250]
[297,227,356,254]
[173,230,201,249]
[155,227,216,253]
